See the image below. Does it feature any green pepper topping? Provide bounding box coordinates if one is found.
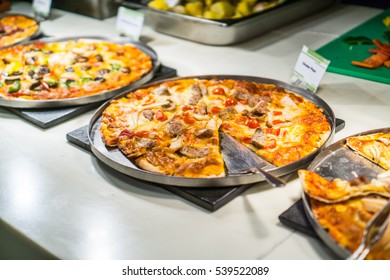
[80,77,93,83]
[8,80,21,93]
[110,63,121,71]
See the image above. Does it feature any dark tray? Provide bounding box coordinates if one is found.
[67,119,345,211]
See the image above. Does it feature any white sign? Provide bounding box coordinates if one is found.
[290,45,330,93]
[32,0,52,18]
[116,7,145,41]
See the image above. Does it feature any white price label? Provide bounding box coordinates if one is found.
[32,0,52,18]
[116,7,145,41]
[290,45,330,93]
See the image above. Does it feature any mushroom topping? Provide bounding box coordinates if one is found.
[38,65,50,74]
[98,68,110,76]
[166,119,184,138]
[231,89,250,101]
[188,84,203,105]
[120,67,131,74]
[195,128,214,138]
[180,146,209,158]
[250,128,267,149]
[94,54,103,62]
[25,56,37,65]
[142,109,154,121]
[74,55,89,63]
[137,138,156,149]
[80,64,92,71]
[251,99,269,116]
[161,99,176,111]
[152,85,170,96]
[218,107,237,120]
[188,94,201,106]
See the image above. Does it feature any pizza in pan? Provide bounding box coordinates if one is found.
[100,78,331,178]
[299,169,390,259]
[0,14,39,48]
[0,39,153,100]
[346,132,390,171]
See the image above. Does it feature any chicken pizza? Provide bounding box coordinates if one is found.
[100,78,332,178]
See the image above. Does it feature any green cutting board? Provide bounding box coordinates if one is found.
[317,9,390,84]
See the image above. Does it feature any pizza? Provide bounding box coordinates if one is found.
[0,38,153,101]
[298,170,390,203]
[346,132,390,170]
[299,170,390,259]
[100,78,331,178]
[311,196,388,255]
[0,14,39,48]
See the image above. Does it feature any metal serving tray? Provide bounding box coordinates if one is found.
[0,36,160,109]
[302,127,390,259]
[0,13,42,49]
[88,75,336,187]
[120,0,335,45]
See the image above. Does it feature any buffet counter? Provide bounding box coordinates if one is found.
[0,1,389,260]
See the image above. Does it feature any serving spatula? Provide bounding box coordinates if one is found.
[219,132,286,187]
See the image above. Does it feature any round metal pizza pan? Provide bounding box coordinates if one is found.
[302,127,390,259]
[88,75,336,187]
[0,13,42,49]
[0,36,160,108]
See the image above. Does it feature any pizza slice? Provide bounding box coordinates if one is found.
[311,196,387,253]
[298,170,390,203]
[346,132,390,170]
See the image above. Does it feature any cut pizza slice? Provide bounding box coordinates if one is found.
[173,115,225,178]
[346,132,390,170]
[298,170,390,203]
[311,196,387,253]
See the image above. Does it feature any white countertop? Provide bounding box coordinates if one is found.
[1,1,389,260]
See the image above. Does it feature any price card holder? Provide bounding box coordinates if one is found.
[290,45,330,93]
[116,6,145,41]
[32,0,52,20]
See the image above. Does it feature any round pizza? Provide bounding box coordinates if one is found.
[0,38,153,101]
[100,78,332,178]
[0,14,39,48]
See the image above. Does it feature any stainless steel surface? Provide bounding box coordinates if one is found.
[220,132,286,187]
[0,13,41,49]
[89,75,335,187]
[0,36,160,109]
[52,0,118,19]
[348,199,390,260]
[302,127,390,259]
[120,0,335,45]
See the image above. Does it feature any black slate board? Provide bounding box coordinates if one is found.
[5,65,177,128]
[278,199,318,238]
[67,119,345,212]
[66,124,251,211]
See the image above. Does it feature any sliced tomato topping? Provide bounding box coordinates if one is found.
[272,119,283,125]
[135,130,150,138]
[247,118,260,129]
[181,105,193,111]
[265,139,277,149]
[212,87,225,95]
[183,112,195,124]
[266,127,280,136]
[273,110,283,116]
[119,129,134,138]
[210,106,221,114]
[155,110,168,121]
[241,136,252,144]
[235,116,248,125]
[225,97,237,107]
